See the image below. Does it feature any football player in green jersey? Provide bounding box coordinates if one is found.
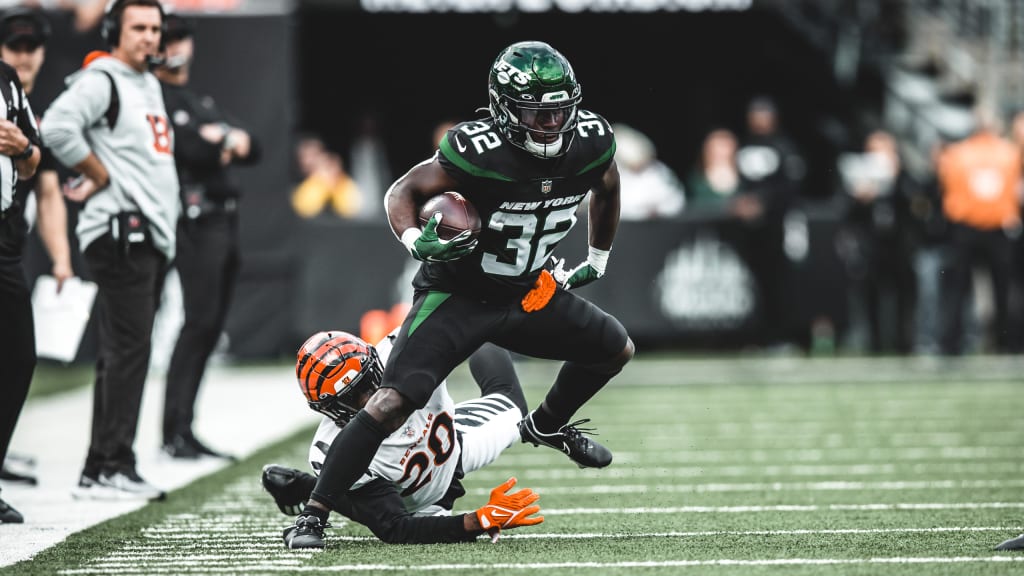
[282,41,634,548]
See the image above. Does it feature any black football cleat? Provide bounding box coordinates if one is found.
[0,465,37,486]
[261,464,315,516]
[163,433,236,461]
[0,493,24,524]
[162,435,201,460]
[995,533,1024,551]
[518,411,613,469]
[2,453,38,486]
[283,514,330,549]
[187,435,237,461]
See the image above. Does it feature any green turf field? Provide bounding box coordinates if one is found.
[5,356,1023,575]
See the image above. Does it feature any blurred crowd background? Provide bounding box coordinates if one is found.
[17,0,1024,360]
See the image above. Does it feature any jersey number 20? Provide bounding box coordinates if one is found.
[398,411,455,497]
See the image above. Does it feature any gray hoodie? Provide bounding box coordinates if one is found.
[41,55,179,260]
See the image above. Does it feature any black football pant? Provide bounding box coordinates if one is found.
[0,260,35,467]
[163,215,239,442]
[310,288,629,510]
[82,235,165,477]
[381,289,628,407]
[941,223,1013,355]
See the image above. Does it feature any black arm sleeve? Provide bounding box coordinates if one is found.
[173,120,223,170]
[161,84,223,170]
[6,63,40,146]
[236,134,262,165]
[214,103,261,165]
[338,479,479,544]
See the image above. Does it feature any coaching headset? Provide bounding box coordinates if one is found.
[100,0,166,49]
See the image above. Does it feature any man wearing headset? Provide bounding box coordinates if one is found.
[41,0,178,501]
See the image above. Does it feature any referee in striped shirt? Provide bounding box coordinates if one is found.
[0,7,44,524]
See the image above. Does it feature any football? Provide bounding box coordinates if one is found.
[418,191,481,241]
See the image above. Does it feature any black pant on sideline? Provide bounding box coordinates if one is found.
[0,260,35,466]
[82,234,165,477]
[163,215,239,442]
[940,223,1013,355]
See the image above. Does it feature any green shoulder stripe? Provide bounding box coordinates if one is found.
[576,140,617,175]
[439,136,516,182]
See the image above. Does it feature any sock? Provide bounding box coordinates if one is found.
[535,362,618,432]
[529,403,562,435]
[300,504,329,524]
[309,410,388,510]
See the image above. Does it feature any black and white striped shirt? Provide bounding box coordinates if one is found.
[0,60,40,214]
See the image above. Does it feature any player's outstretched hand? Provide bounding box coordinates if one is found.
[475,477,543,539]
[411,213,478,262]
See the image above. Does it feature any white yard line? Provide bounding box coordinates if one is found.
[0,365,315,568]
[101,526,1024,545]
[541,502,1024,515]
[607,357,1024,387]
[45,464,1024,574]
[467,478,1024,495]
[56,556,1024,574]
[494,446,1024,466]
[469,461,1024,480]
[7,355,1024,572]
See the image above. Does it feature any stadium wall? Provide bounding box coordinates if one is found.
[290,209,849,354]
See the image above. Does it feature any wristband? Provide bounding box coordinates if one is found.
[12,141,33,161]
[400,227,422,254]
[222,125,239,152]
[587,246,611,275]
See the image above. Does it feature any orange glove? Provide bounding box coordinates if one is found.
[521,270,556,313]
[475,477,544,537]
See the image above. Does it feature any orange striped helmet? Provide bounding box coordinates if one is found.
[295,331,383,426]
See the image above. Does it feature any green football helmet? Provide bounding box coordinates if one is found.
[488,41,582,158]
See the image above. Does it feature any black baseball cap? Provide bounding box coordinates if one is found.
[0,9,50,49]
[748,95,777,113]
[163,13,195,43]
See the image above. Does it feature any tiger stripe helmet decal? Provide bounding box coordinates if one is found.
[295,331,383,426]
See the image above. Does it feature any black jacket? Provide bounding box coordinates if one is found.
[161,82,261,201]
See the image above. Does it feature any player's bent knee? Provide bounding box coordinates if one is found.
[585,334,630,375]
[618,337,635,367]
[364,388,415,432]
[597,336,634,374]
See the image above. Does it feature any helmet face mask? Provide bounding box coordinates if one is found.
[296,332,383,428]
[488,41,582,158]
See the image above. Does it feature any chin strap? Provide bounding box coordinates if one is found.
[524,134,563,158]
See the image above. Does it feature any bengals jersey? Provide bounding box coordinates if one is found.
[419,110,616,302]
[308,336,461,515]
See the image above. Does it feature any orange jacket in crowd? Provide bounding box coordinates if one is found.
[938,132,1022,230]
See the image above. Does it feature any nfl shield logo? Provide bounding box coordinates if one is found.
[541,180,553,194]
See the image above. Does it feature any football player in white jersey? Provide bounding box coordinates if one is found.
[263,328,543,548]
